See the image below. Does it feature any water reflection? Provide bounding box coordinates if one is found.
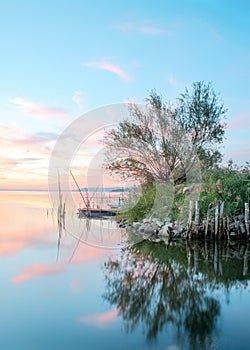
[102,240,250,349]
[0,191,55,255]
[1,191,250,349]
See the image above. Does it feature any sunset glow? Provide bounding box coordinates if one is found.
[0,1,249,190]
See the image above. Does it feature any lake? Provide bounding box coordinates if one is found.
[0,191,250,350]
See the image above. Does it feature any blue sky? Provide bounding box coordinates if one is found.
[0,0,249,189]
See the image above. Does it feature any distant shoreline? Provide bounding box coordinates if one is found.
[0,187,133,192]
[0,189,49,192]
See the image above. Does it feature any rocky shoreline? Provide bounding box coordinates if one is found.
[118,212,250,244]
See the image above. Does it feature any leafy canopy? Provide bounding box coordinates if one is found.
[103,81,227,185]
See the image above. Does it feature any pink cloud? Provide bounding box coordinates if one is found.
[79,309,119,328]
[226,147,250,158]
[11,263,65,283]
[72,90,84,108]
[10,97,68,118]
[0,125,57,148]
[0,124,57,189]
[0,241,26,255]
[82,60,132,81]
[115,22,172,36]
[226,114,250,130]
[0,222,54,256]
[68,243,112,264]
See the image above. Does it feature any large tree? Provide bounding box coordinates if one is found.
[175,81,227,168]
[103,81,227,185]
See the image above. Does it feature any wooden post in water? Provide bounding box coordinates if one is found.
[222,217,226,238]
[245,203,249,237]
[214,241,218,273]
[187,200,194,240]
[194,201,200,238]
[186,242,192,274]
[226,216,230,240]
[205,203,212,238]
[194,241,199,273]
[219,201,224,238]
[243,244,249,276]
[214,201,220,240]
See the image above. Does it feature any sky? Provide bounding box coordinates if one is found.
[0,0,250,190]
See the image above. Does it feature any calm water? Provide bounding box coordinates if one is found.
[0,191,250,350]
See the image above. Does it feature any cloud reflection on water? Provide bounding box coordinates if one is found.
[11,263,65,283]
[79,309,119,328]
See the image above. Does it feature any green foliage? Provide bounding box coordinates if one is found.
[120,185,156,222]
[199,161,250,217]
[175,81,227,169]
[104,81,227,185]
[103,83,248,223]
[120,182,176,223]
[170,189,186,222]
[119,162,250,223]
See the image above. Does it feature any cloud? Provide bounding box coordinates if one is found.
[115,22,172,36]
[10,97,68,119]
[72,90,84,108]
[79,309,119,328]
[82,60,132,81]
[226,114,250,131]
[225,146,250,159]
[11,263,65,283]
[0,124,58,189]
[0,125,57,158]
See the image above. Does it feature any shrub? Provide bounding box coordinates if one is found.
[199,162,250,218]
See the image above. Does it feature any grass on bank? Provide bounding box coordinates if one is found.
[119,162,250,224]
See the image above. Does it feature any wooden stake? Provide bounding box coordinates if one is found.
[214,201,220,239]
[226,216,230,240]
[219,201,224,238]
[69,169,89,209]
[243,244,249,276]
[194,201,200,238]
[187,200,194,239]
[222,217,226,237]
[245,203,249,237]
[205,204,212,238]
[214,241,218,273]
[188,200,194,225]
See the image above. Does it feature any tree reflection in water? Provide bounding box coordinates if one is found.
[102,240,249,349]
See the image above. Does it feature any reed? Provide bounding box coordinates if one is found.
[56,170,66,261]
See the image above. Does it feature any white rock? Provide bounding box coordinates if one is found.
[152,219,163,227]
[144,225,155,235]
[159,225,171,237]
[139,224,145,232]
[132,222,141,230]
